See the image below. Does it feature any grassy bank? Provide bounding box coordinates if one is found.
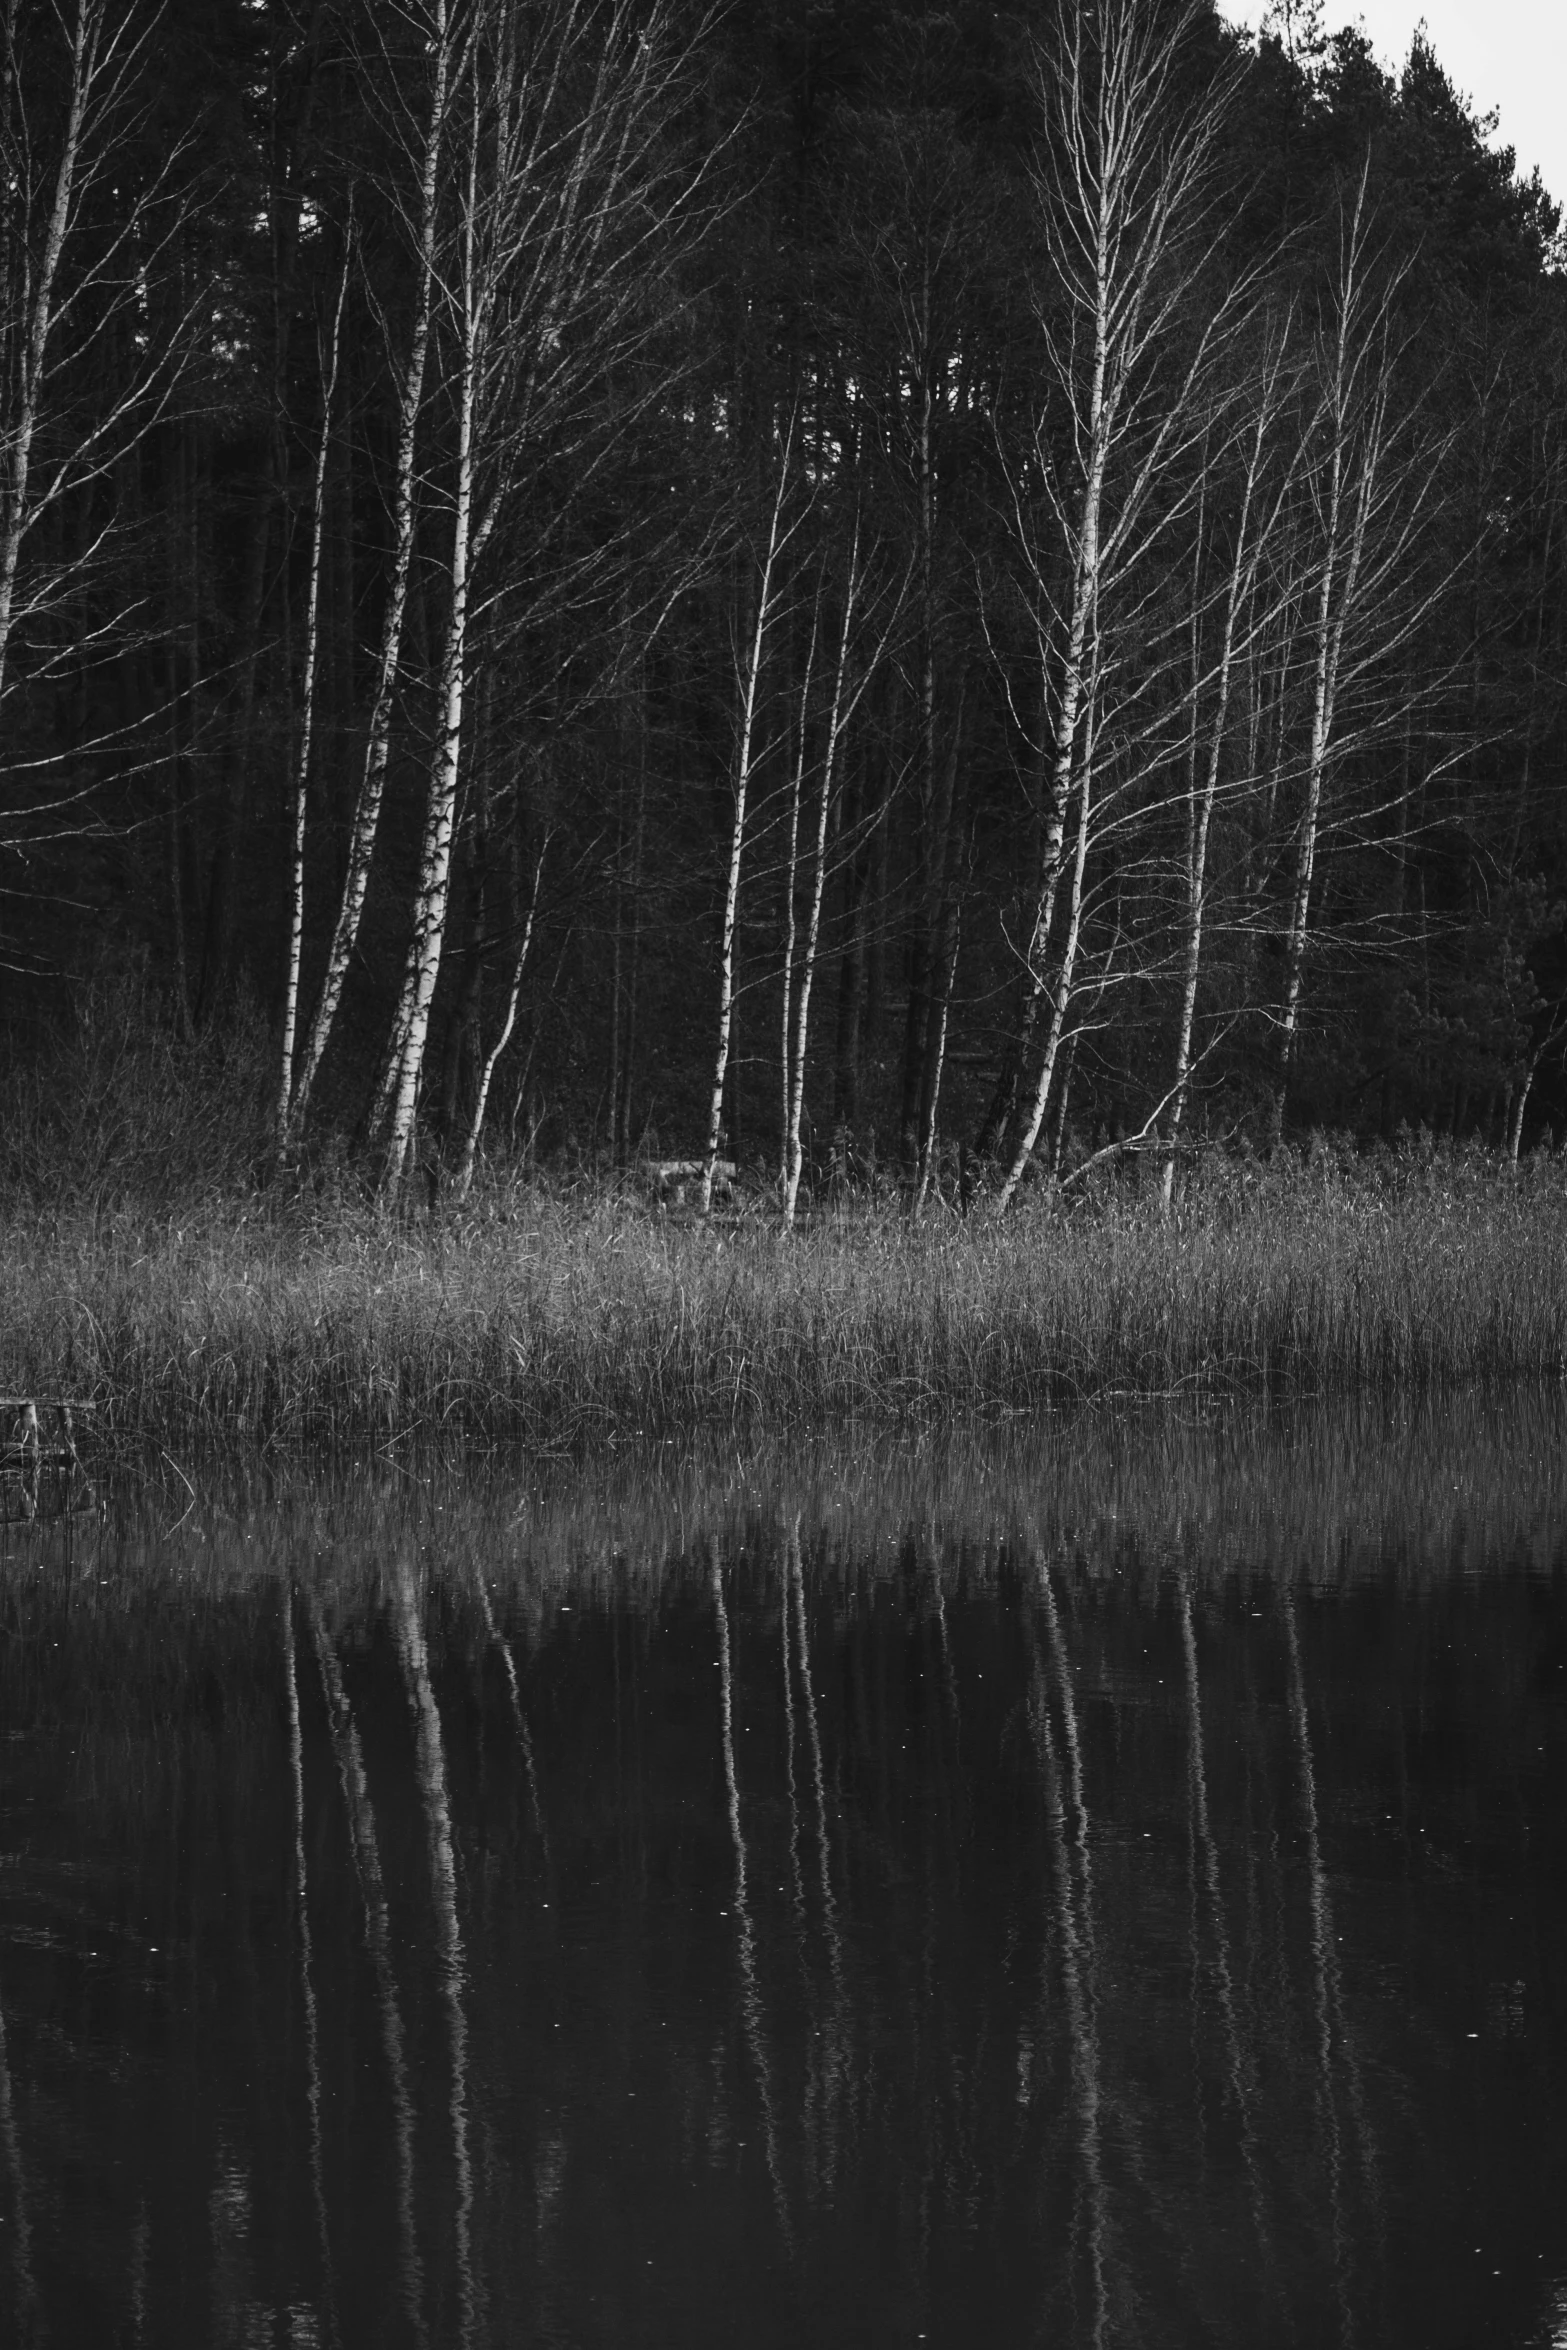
[2,1142,1565,1442]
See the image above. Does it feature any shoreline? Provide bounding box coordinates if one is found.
[3,1145,1564,1443]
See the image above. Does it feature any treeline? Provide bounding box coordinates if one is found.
[3,0,1566,1203]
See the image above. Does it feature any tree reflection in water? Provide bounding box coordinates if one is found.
[0,1395,1565,2345]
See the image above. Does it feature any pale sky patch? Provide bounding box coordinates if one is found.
[1221,3,1567,213]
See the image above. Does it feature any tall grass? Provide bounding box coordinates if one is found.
[1,1135,1564,1442]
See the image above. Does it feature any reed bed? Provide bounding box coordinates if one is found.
[1,1142,1564,1442]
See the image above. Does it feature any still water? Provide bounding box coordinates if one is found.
[4,1396,1567,2347]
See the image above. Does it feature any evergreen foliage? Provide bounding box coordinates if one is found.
[3,0,1565,1196]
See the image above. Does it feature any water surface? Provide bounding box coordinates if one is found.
[4,1396,1567,2347]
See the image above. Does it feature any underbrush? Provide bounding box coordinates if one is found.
[0,1136,1563,1442]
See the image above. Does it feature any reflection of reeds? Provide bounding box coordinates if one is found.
[66,1387,1567,1630]
[4,1398,1551,2344]
[7,1152,1567,1438]
[391,1554,477,2349]
[712,1549,792,2251]
[282,1588,338,2348]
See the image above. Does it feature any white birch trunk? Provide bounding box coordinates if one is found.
[701,429,795,1217]
[783,529,863,1227]
[451,836,547,1198]
[778,594,819,1190]
[913,914,960,1216]
[275,237,351,1157]
[1276,191,1383,1143]
[0,0,97,704]
[382,98,481,1198]
[992,0,1243,1213]
[997,683,1098,1216]
[1276,463,1344,1141]
[995,1,1133,1215]
[995,275,1109,1212]
[1160,360,1285,1209]
[287,0,453,1138]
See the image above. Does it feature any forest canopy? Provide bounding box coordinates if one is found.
[3,0,1564,1202]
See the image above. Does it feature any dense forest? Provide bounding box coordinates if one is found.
[3,0,1565,1205]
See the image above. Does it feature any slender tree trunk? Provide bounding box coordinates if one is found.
[1051,1027,1079,1176]
[831,764,866,1147]
[995,528,1104,1212]
[914,908,961,1215]
[1275,184,1386,1144]
[779,590,820,1188]
[899,301,940,1178]
[618,688,648,1162]
[1511,1062,1536,1162]
[990,0,1243,1211]
[288,0,454,1139]
[1161,366,1283,1208]
[914,675,968,1208]
[1274,452,1379,1143]
[381,94,481,1198]
[993,65,1114,1214]
[0,0,96,705]
[973,658,1054,1159]
[701,426,795,1217]
[833,671,893,1144]
[453,835,546,1198]
[997,679,1099,1213]
[199,0,329,1024]
[608,756,624,1162]
[784,528,864,1225]
[275,234,351,1158]
[439,782,488,1150]
[165,409,197,1034]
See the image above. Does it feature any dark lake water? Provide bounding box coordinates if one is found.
[5,1396,1567,2347]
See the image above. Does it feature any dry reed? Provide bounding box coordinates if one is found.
[1,1141,1563,1442]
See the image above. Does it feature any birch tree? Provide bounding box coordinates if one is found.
[193,0,333,1023]
[274,223,352,1160]
[369,0,713,1194]
[0,0,187,741]
[1271,174,1434,1141]
[700,422,799,1217]
[992,0,1247,1214]
[283,0,459,1143]
[777,580,821,1192]
[1158,323,1300,1207]
[779,517,902,1225]
[378,51,482,1196]
[449,782,548,1199]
